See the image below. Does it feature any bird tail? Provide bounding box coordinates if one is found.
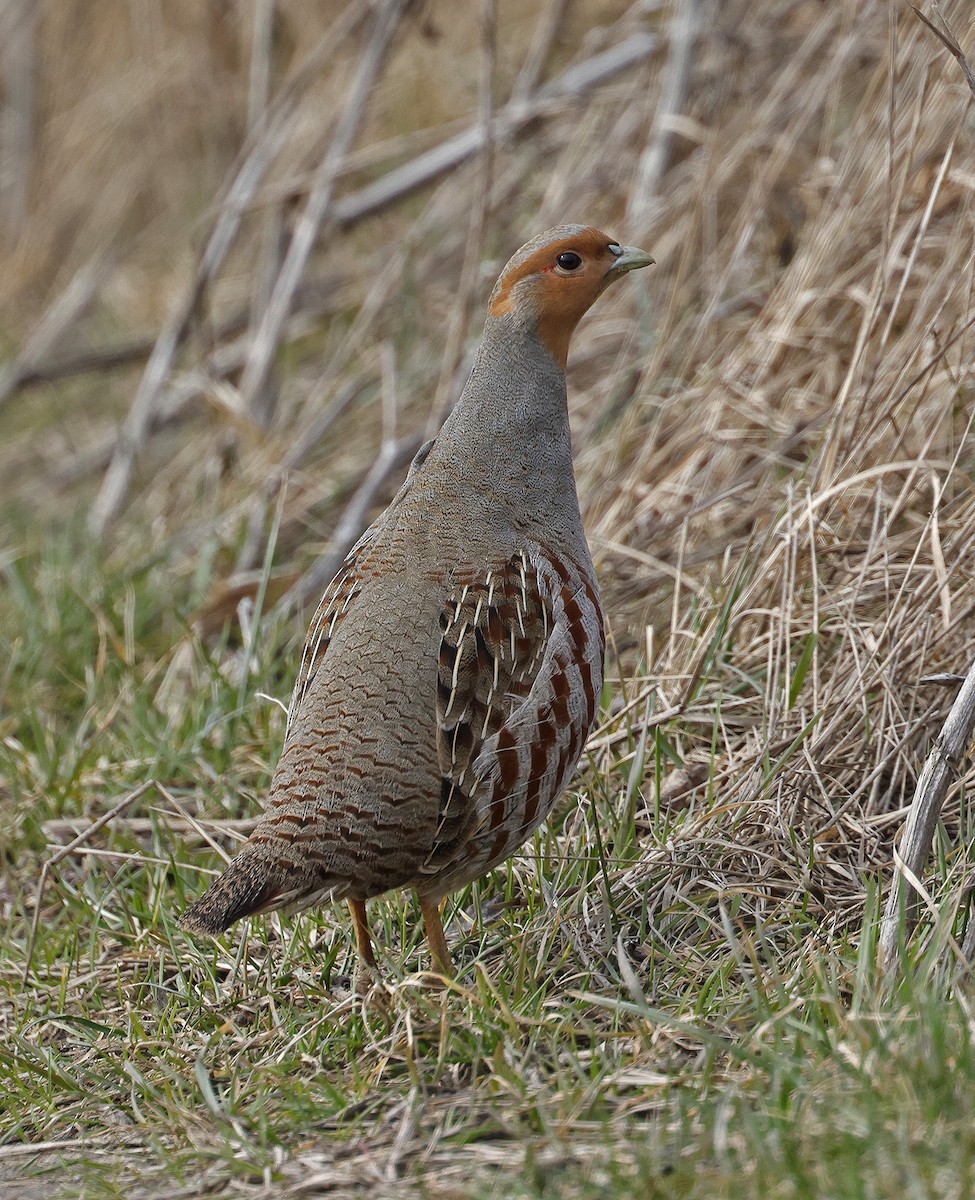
[179,849,293,936]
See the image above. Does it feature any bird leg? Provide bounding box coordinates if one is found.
[348,898,376,966]
[418,895,453,976]
[347,898,379,996]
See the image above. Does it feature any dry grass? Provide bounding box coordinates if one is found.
[3,0,975,1195]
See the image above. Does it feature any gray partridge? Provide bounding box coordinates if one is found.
[180,225,653,978]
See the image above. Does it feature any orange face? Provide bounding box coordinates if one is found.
[488,226,653,367]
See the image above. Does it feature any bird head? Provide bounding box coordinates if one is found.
[487,225,654,368]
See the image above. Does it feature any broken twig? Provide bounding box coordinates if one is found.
[878,659,975,973]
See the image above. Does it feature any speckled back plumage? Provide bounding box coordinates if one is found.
[180,225,653,972]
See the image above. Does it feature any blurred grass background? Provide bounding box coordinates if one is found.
[3,1,975,1196]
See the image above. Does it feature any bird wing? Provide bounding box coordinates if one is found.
[287,437,437,725]
[286,529,378,725]
[425,545,604,876]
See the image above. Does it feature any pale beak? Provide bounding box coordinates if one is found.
[608,244,655,273]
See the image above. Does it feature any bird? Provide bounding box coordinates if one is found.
[179,225,654,982]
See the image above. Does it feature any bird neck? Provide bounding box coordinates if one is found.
[450,314,573,446]
[427,314,585,534]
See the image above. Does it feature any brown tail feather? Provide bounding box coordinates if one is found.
[179,854,290,935]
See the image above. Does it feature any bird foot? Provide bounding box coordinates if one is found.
[352,961,397,1010]
[353,959,377,998]
[417,967,449,993]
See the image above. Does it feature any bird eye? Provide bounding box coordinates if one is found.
[556,252,583,271]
